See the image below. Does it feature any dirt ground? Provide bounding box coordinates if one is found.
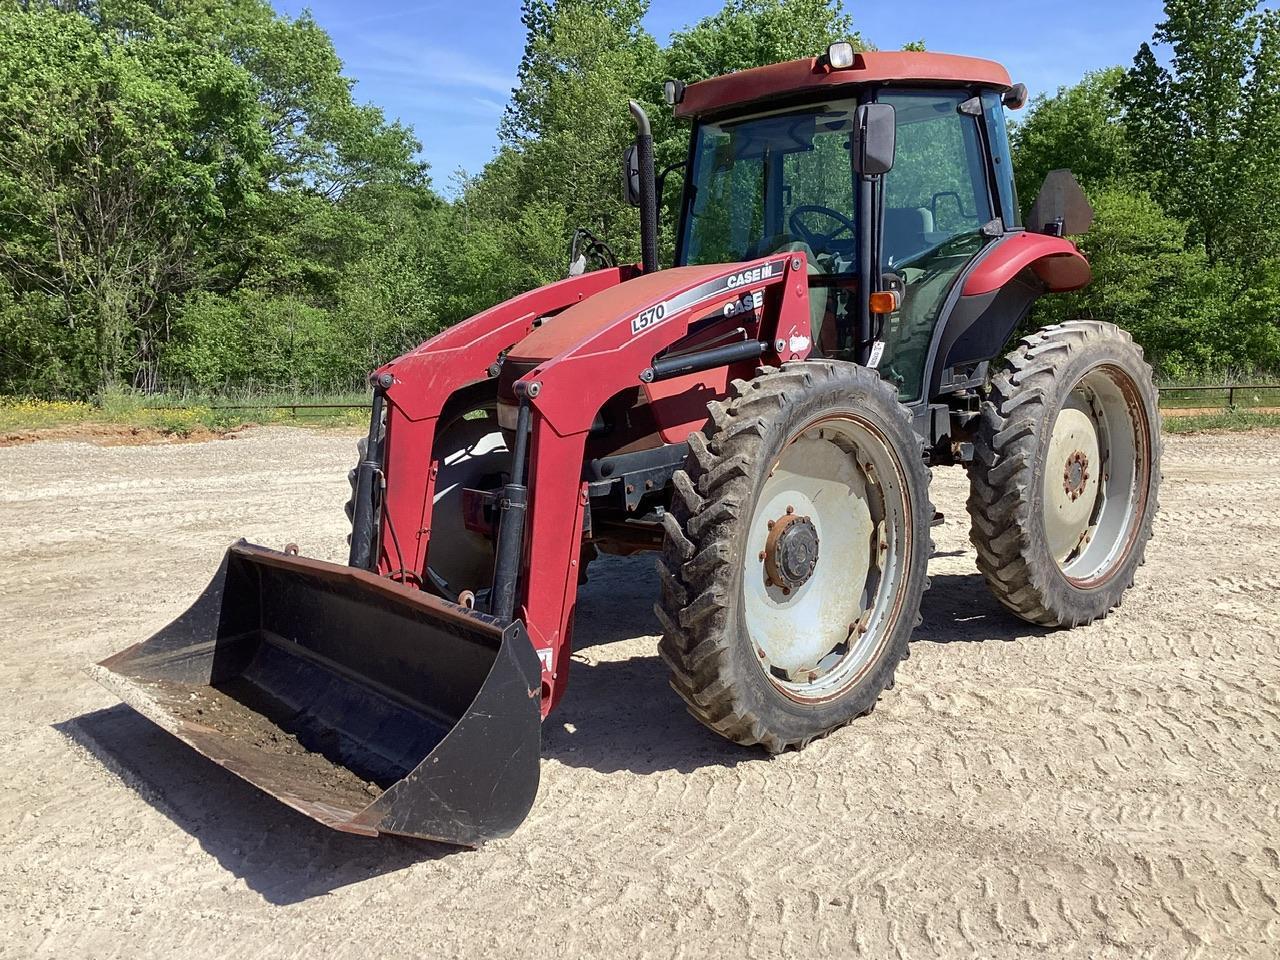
[1,427,1277,959]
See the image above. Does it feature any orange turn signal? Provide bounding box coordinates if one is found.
[869,290,900,315]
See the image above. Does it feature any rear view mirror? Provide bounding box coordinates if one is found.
[656,160,687,203]
[1028,169,1094,236]
[622,145,641,207]
[854,103,896,177]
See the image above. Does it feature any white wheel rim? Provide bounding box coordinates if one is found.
[742,416,912,703]
[1041,365,1150,585]
[1044,402,1102,565]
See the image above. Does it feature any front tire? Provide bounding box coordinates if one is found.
[656,363,933,752]
[966,320,1162,627]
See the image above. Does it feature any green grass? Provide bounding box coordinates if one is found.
[5,380,1280,439]
[0,389,370,437]
[1162,410,1280,434]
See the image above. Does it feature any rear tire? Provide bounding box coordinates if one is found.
[966,320,1161,627]
[656,362,933,752]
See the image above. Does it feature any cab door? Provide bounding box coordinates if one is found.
[874,90,998,402]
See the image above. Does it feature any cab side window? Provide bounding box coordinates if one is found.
[982,90,1021,229]
[881,91,991,267]
[876,90,996,402]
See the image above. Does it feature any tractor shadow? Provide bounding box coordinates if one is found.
[548,563,1049,776]
[56,707,453,905]
[56,566,1044,895]
[547,554,764,776]
[914,571,1054,645]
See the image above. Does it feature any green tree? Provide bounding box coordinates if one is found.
[501,0,660,255]
[1011,67,1130,207]
[1034,188,1235,376]
[335,186,446,374]
[1234,259,1280,372]
[0,0,428,395]
[1119,0,1280,267]
[165,290,345,391]
[0,3,267,391]
[663,0,860,85]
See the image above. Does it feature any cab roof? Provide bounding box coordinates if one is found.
[675,50,1013,120]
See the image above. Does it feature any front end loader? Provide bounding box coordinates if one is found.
[96,48,1161,845]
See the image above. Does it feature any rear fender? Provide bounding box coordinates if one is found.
[925,232,1092,400]
[961,232,1090,297]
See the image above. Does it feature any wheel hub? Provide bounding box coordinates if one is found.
[763,509,819,593]
[1063,450,1091,501]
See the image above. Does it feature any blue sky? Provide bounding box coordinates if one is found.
[274,0,1170,189]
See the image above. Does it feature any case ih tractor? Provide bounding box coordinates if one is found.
[95,48,1161,845]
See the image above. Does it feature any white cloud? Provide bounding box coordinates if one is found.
[347,33,515,96]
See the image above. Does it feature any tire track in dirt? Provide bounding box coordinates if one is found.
[1,427,1278,958]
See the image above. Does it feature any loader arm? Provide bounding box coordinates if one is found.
[366,267,631,580]
[504,253,814,712]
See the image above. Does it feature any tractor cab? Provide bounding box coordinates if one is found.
[666,48,1040,406]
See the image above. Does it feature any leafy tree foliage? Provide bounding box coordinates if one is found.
[0,0,424,394]
[1119,0,1280,267]
[0,2,266,391]
[2,0,1277,398]
[1013,1,1280,375]
[1012,67,1130,202]
[663,0,858,84]
[502,0,660,252]
[1032,189,1238,376]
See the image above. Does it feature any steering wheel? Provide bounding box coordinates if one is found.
[789,205,857,251]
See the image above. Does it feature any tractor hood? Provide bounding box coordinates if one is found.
[506,264,745,366]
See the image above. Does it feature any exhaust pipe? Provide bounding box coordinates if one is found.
[628,101,659,274]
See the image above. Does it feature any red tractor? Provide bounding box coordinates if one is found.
[96,48,1161,845]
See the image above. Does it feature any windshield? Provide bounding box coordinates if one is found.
[679,100,859,276]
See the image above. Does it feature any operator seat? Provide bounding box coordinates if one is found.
[883,208,935,266]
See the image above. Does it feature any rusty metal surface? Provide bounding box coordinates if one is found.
[91,664,382,835]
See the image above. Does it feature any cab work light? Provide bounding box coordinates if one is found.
[825,42,856,70]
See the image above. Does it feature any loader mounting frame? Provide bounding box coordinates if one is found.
[362,254,815,714]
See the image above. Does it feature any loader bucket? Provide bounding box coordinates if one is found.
[91,541,543,846]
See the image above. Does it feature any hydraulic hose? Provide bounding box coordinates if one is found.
[348,387,386,570]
